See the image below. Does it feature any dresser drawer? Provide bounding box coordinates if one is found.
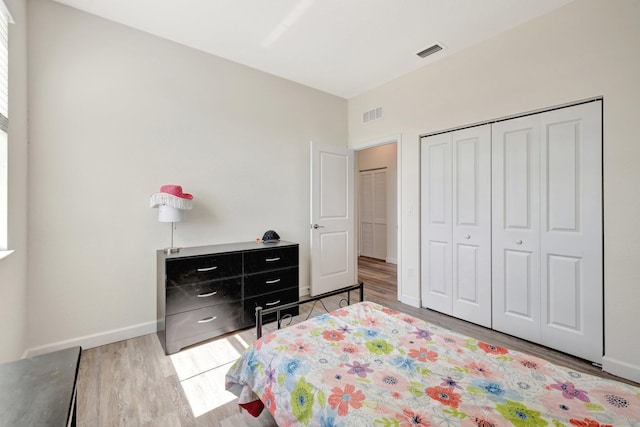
[244,267,298,298]
[244,246,298,274]
[166,253,242,286]
[244,286,299,325]
[166,303,243,344]
[166,278,242,315]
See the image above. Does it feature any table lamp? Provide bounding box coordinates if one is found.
[150,185,193,254]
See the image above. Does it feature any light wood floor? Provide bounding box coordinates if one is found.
[76,257,638,426]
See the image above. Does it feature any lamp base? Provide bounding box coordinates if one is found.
[163,247,180,254]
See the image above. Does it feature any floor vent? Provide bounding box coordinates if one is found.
[363,106,383,124]
[417,43,444,58]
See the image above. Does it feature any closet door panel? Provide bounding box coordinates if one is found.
[546,122,579,231]
[504,134,532,229]
[547,254,581,328]
[360,223,374,258]
[421,133,452,314]
[427,242,449,296]
[456,244,479,300]
[359,170,387,260]
[451,125,492,327]
[492,117,541,343]
[373,171,387,260]
[504,250,535,318]
[359,172,374,258]
[373,223,387,260]
[540,102,602,362]
[373,171,387,220]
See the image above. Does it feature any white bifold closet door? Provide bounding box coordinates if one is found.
[421,125,492,327]
[492,101,603,362]
[359,169,387,260]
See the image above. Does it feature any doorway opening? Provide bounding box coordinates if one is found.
[355,140,399,298]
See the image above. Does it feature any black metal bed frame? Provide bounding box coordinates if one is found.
[254,281,364,339]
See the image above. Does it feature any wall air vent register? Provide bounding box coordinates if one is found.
[362,106,383,124]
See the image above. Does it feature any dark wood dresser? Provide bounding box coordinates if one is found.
[0,346,81,426]
[157,241,299,354]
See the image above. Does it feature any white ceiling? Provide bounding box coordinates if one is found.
[51,0,573,99]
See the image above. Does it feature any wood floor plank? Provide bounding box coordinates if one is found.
[76,256,638,426]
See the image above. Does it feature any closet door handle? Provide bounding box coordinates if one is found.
[266,278,281,284]
[198,316,217,323]
[265,257,280,262]
[197,266,218,272]
[265,300,281,306]
[516,240,523,245]
[197,291,217,298]
[465,234,471,239]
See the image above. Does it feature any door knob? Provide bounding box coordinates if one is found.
[465,234,470,239]
[312,224,324,229]
[516,240,523,245]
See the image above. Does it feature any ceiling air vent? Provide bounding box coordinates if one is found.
[417,43,444,59]
[362,106,383,124]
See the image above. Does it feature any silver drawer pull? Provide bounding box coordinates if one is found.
[265,300,281,306]
[198,316,217,323]
[197,266,218,272]
[265,279,281,284]
[265,257,280,262]
[197,291,218,298]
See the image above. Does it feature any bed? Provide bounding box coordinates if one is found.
[225,301,640,426]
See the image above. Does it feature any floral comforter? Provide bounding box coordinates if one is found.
[225,301,640,426]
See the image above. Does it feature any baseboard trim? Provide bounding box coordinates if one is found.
[24,320,157,358]
[385,257,398,265]
[400,294,420,308]
[602,355,640,383]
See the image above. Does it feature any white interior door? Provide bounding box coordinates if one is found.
[310,142,356,296]
[421,133,453,314]
[539,102,603,362]
[492,115,542,343]
[451,125,492,328]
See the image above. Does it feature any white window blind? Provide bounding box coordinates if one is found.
[0,0,11,132]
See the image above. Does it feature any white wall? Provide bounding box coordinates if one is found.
[356,143,398,263]
[0,0,28,363]
[349,0,640,381]
[26,0,347,353]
